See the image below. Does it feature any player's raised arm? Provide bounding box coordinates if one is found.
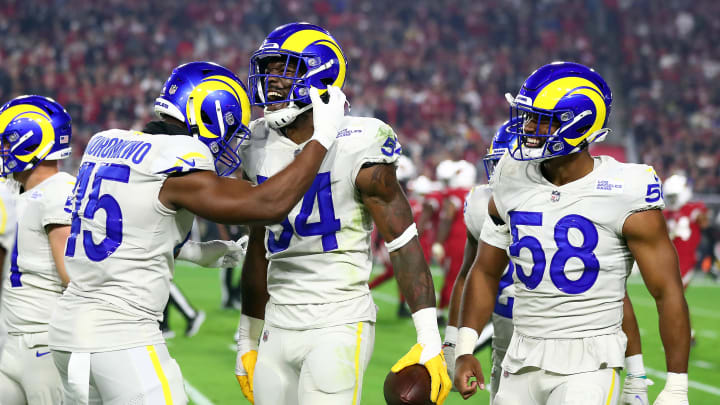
[623,208,690,404]
[161,86,346,225]
[454,197,509,399]
[357,162,451,405]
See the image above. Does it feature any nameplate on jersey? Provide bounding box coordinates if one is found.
[336,128,361,138]
[595,179,623,193]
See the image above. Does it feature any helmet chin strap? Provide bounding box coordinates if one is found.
[264,101,313,129]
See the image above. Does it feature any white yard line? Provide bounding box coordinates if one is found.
[185,379,215,405]
[691,360,716,370]
[646,367,720,396]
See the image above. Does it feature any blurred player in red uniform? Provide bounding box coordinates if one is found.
[663,173,709,346]
[434,160,476,317]
[368,155,417,317]
[663,174,710,287]
[412,175,441,261]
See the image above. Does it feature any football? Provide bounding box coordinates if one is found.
[383,364,433,405]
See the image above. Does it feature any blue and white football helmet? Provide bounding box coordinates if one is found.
[0,95,72,176]
[506,61,612,161]
[483,118,521,180]
[249,22,347,128]
[155,61,251,176]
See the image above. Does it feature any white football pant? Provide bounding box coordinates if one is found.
[255,321,375,405]
[489,315,514,404]
[0,333,62,405]
[52,343,187,405]
[494,367,620,405]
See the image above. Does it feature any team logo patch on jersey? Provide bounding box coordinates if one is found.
[596,179,624,193]
[550,190,561,202]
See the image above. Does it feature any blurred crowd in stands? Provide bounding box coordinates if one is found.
[0,0,718,191]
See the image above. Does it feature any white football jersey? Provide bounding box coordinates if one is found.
[1,172,74,334]
[49,129,214,352]
[482,155,663,373]
[240,116,400,329]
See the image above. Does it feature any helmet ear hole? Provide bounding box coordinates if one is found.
[200,110,213,125]
[576,125,591,134]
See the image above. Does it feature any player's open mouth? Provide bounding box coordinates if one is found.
[523,136,546,148]
[266,89,288,111]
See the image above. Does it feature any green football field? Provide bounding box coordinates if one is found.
[167,263,720,404]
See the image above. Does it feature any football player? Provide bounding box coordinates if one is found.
[236,22,451,405]
[0,96,74,404]
[663,174,709,288]
[47,61,345,404]
[454,62,690,405]
[662,173,709,347]
[443,119,653,404]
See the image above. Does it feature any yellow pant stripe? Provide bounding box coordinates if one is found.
[605,368,617,405]
[352,322,364,405]
[0,197,7,233]
[147,345,173,405]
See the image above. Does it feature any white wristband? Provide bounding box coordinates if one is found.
[411,307,442,364]
[665,372,688,390]
[385,223,418,253]
[456,327,479,358]
[444,325,458,345]
[236,315,265,352]
[625,354,646,377]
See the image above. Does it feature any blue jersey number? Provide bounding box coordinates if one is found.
[645,183,662,203]
[509,211,599,294]
[65,162,130,261]
[9,230,20,287]
[494,261,514,318]
[257,172,341,253]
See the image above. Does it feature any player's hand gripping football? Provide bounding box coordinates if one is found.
[620,375,653,405]
[308,85,346,150]
[235,315,263,404]
[391,308,452,404]
[653,373,689,405]
[454,354,484,400]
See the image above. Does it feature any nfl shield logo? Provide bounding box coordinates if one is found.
[224,111,235,126]
[551,190,561,203]
[169,84,178,95]
[262,330,269,342]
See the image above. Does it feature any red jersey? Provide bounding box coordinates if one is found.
[443,187,470,250]
[664,201,707,276]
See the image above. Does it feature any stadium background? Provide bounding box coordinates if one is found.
[1,0,719,403]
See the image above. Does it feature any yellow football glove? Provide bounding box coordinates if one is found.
[392,307,451,405]
[235,315,264,404]
[392,344,451,405]
[236,350,257,404]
